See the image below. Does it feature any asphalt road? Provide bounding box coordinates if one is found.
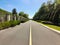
[0,21,30,45]
[0,20,60,45]
[31,21,60,45]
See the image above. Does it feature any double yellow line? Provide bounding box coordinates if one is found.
[29,24,32,45]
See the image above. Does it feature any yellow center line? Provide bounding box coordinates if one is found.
[29,24,32,45]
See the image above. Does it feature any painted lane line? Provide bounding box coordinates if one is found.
[29,25,32,45]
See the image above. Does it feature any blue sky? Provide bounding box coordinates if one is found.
[0,0,52,18]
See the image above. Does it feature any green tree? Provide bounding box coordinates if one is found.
[23,14,28,19]
[33,0,60,25]
[19,12,29,19]
[12,8,17,15]
[12,8,17,20]
[19,12,24,16]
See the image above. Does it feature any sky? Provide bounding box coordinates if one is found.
[0,0,52,18]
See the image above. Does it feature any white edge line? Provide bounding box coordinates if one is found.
[39,23,60,34]
[33,21,60,34]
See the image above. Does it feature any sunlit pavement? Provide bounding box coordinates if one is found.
[0,20,60,45]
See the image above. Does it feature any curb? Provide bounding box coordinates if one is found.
[38,23,60,34]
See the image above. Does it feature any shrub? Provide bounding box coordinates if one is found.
[0,22,11,29]
[0,20,20,30]
[9,21,16,27]
[3,21,11,28]
[10,20,20,27]
[0,23,3,30]
[17,20,21,25]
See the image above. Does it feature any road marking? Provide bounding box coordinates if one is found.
[34,21,60,34]
[39,23,60,34]
[29,24,32,45]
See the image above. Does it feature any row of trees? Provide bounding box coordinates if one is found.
[0,8,29,30]
[0,8,29,22]
[12,8,29,22]
[33,0,60,25]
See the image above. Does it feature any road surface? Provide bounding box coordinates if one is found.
[31,21,60,45]
[0,20,60,45]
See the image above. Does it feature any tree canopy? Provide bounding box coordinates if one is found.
[33,0,60,25]
[19,12,29,19]
[12,8,17,15]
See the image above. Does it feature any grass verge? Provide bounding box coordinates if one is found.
[0,20,20,30]
[36,20,60,31]
[43,23,60,31]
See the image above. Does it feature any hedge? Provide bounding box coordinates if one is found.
[0,20,20,30]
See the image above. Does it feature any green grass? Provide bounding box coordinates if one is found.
[36,20,60,31]
[43,24,60,31]
[0,20,20,30]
